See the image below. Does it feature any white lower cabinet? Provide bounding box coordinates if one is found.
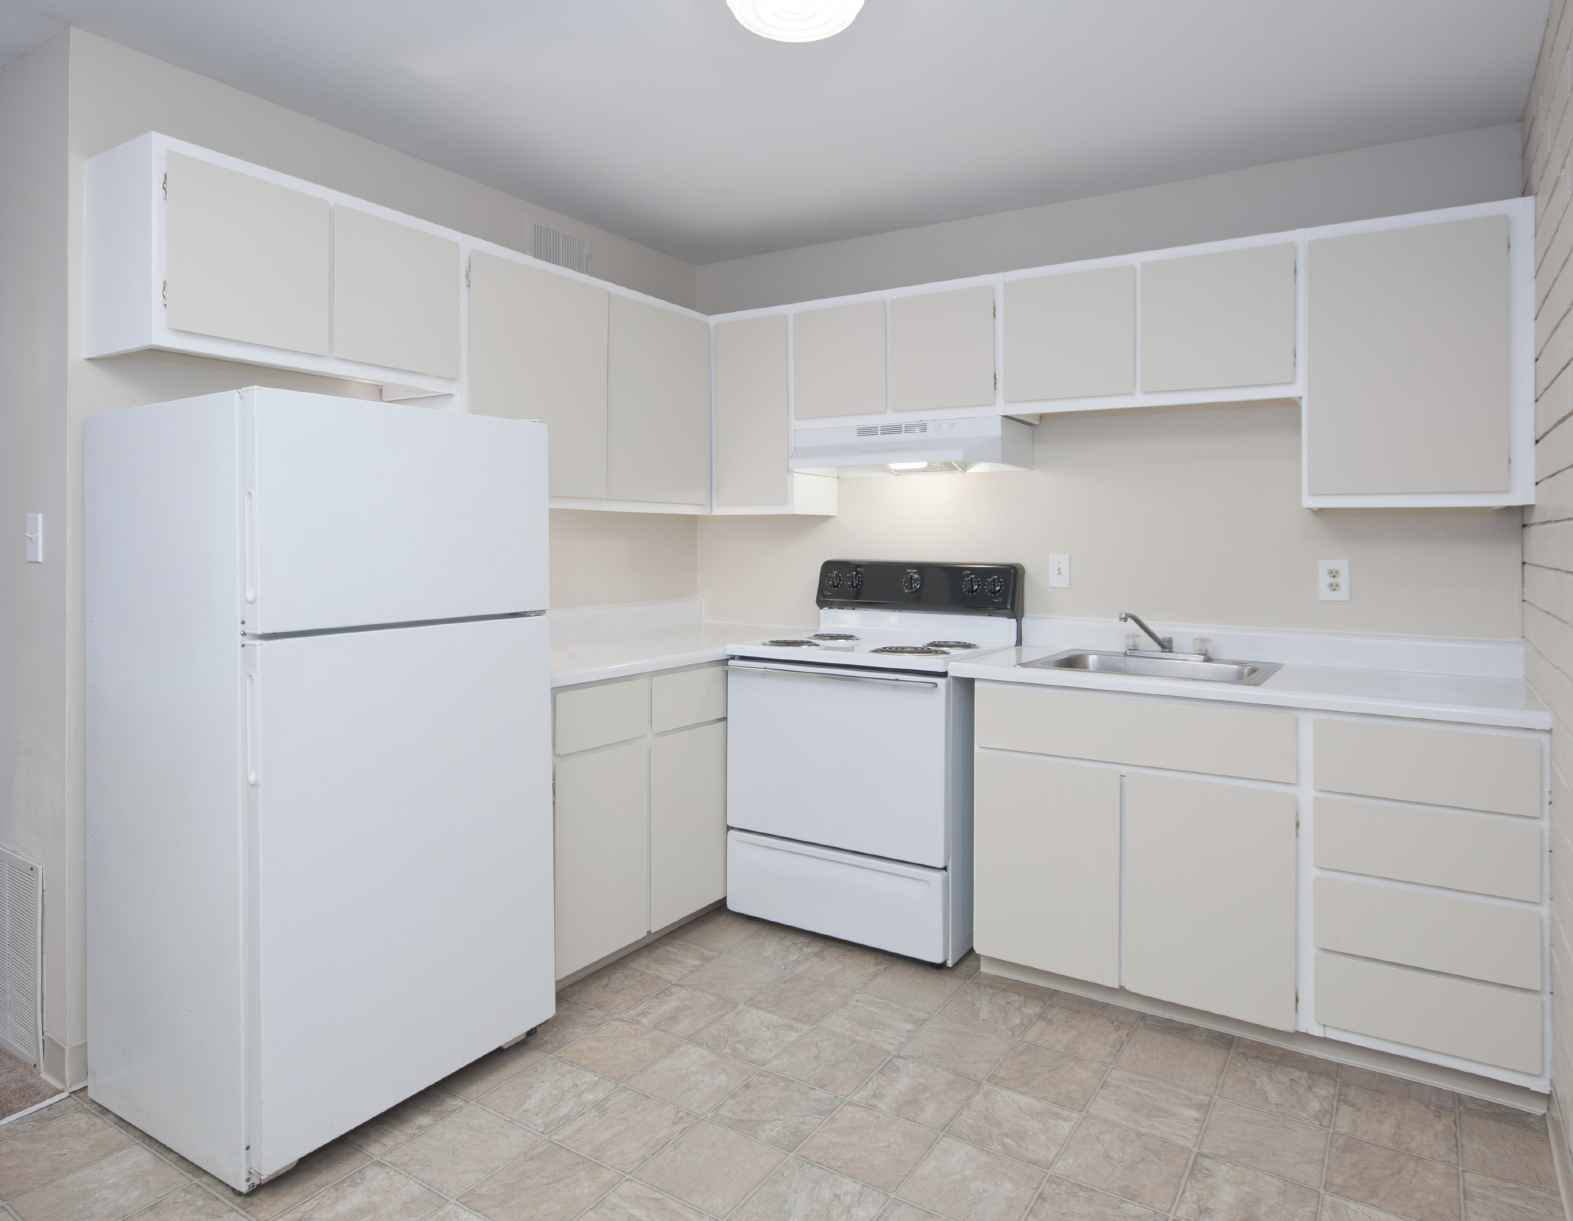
[553,664,727,980]
[1123,773,1297,1030]
[554,742,650,979]
[974,681,1550,1087]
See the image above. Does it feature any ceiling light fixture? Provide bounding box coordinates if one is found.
[726,0,864,42]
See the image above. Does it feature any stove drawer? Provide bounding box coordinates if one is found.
[726,831,947,964]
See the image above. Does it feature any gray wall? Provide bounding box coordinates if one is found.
[696,124,1525,314]
[0,31,69,1082]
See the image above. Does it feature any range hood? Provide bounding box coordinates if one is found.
[790,416,1034,477]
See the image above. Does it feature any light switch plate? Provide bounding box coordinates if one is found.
[1319,558,1349,601]
[24,514,41,563]
[1048,554,1071,588]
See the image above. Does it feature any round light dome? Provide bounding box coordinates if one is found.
[726,0,864,42]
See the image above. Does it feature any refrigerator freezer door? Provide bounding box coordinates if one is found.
[244,389,547,633]
[248,613,552,1175]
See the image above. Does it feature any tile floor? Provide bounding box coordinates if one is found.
[0,909,1565,1221]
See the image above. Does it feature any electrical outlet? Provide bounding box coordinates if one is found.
[1319,559,1349,601]
[1048,554,1070,588]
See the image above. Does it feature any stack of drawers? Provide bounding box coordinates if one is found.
[1311,717,1546,1076]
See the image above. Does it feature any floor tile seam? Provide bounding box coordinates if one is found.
[0,1131,169,1206]
[1326,1115,1464,1169]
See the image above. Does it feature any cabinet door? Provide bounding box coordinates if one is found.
[554,741,649,979]
[974,752,1120,987]
[714,315,788,507]
[1307,216,1510,495]
[468,252,609,499]
[889,286,996,413]
[333,207,459,378]
[164,153,329,356]
[1124,772,1297,1029]
[607,296,711,505]
[650,721,727,930]
[1140,244,1296,392]
[1005,266,1135,401]
[793,299,887,418]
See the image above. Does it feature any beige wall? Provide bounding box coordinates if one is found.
[0,32,68,1078]
[696,124,1524,314]
[549,511,697,609]
[1523,0,1573,1169]
[699,402,1524,638]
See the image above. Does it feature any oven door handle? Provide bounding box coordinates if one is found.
[727,662,938,689]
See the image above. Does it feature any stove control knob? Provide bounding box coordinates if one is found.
[984,575,1005,597]
[902,570,922,594]
[825,570,842,589]
[848,569,863,590]
[960,573,981,596]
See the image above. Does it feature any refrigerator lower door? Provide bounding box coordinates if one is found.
[247,613,551,1176]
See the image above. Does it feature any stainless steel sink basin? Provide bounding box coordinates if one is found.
[1019,650,1283,685]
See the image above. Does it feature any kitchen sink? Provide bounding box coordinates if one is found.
[1019,650,1282,685]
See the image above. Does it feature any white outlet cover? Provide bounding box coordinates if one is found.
[1319,558,1349,601]
[1049,554,1070,588]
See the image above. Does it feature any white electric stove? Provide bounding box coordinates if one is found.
[725,561,1024,966]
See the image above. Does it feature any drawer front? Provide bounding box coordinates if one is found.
[1315,796,1541,902]
[652,666,726,733]
[555,677,650,756]
[976,685,1296,782]
[1316,951,1542,1075]
[1314,719,1541,817]
[1314,877,1541,990]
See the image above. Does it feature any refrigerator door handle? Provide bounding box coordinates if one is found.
[244,488,258,605]
[246,670,259,786]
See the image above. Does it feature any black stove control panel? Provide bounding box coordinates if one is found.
[816,561,1024,618]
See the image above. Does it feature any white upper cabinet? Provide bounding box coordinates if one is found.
[333,207,460,379]
[889,286,996,412]
[607,295,711,507]
[1140,244,1297,392]
[793,299,887,418]
[468,252,610,500]
[714,315,789,508]
[165,152,330,357]
[1307,215,1512,500]
[1004,266,1135,402]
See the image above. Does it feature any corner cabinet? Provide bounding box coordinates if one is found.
[972,680,1551,1091]
[552,665,728,982]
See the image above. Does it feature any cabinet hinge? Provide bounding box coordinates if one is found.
[465,261,471,288]
[161,172,167,201]
[993,302,997,318]
[994,372,998,392]
[161,280,167,308]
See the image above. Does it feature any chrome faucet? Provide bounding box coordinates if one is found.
[1120,612,1173,654]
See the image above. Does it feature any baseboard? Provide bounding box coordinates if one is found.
[1548,1092,1573,1221]
[40,1036,87,1092]
[982,956,1549,1115]
[555,901,726,990]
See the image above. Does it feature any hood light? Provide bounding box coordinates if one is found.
[888,461,964,475]
[726,0,864,42]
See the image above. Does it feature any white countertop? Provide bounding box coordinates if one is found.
[951,646,1552,731]
[550,621,789,688]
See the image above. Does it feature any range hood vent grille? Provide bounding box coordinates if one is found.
[793,416,1033,477]
[856,423,928,437]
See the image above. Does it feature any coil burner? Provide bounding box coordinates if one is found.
[765,639,820,647]
[870,646,947,655]
[926,641,978,650]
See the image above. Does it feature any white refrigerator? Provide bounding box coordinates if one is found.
[84,387,554,1192]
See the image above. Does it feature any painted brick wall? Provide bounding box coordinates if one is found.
[1524,0,1573,1158]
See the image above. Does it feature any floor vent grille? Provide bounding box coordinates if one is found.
[0,848,41,1068]
[532,224,588,273]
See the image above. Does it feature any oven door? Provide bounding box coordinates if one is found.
[726,660,950,868]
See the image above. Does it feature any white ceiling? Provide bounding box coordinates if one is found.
[0,1,1551,264]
